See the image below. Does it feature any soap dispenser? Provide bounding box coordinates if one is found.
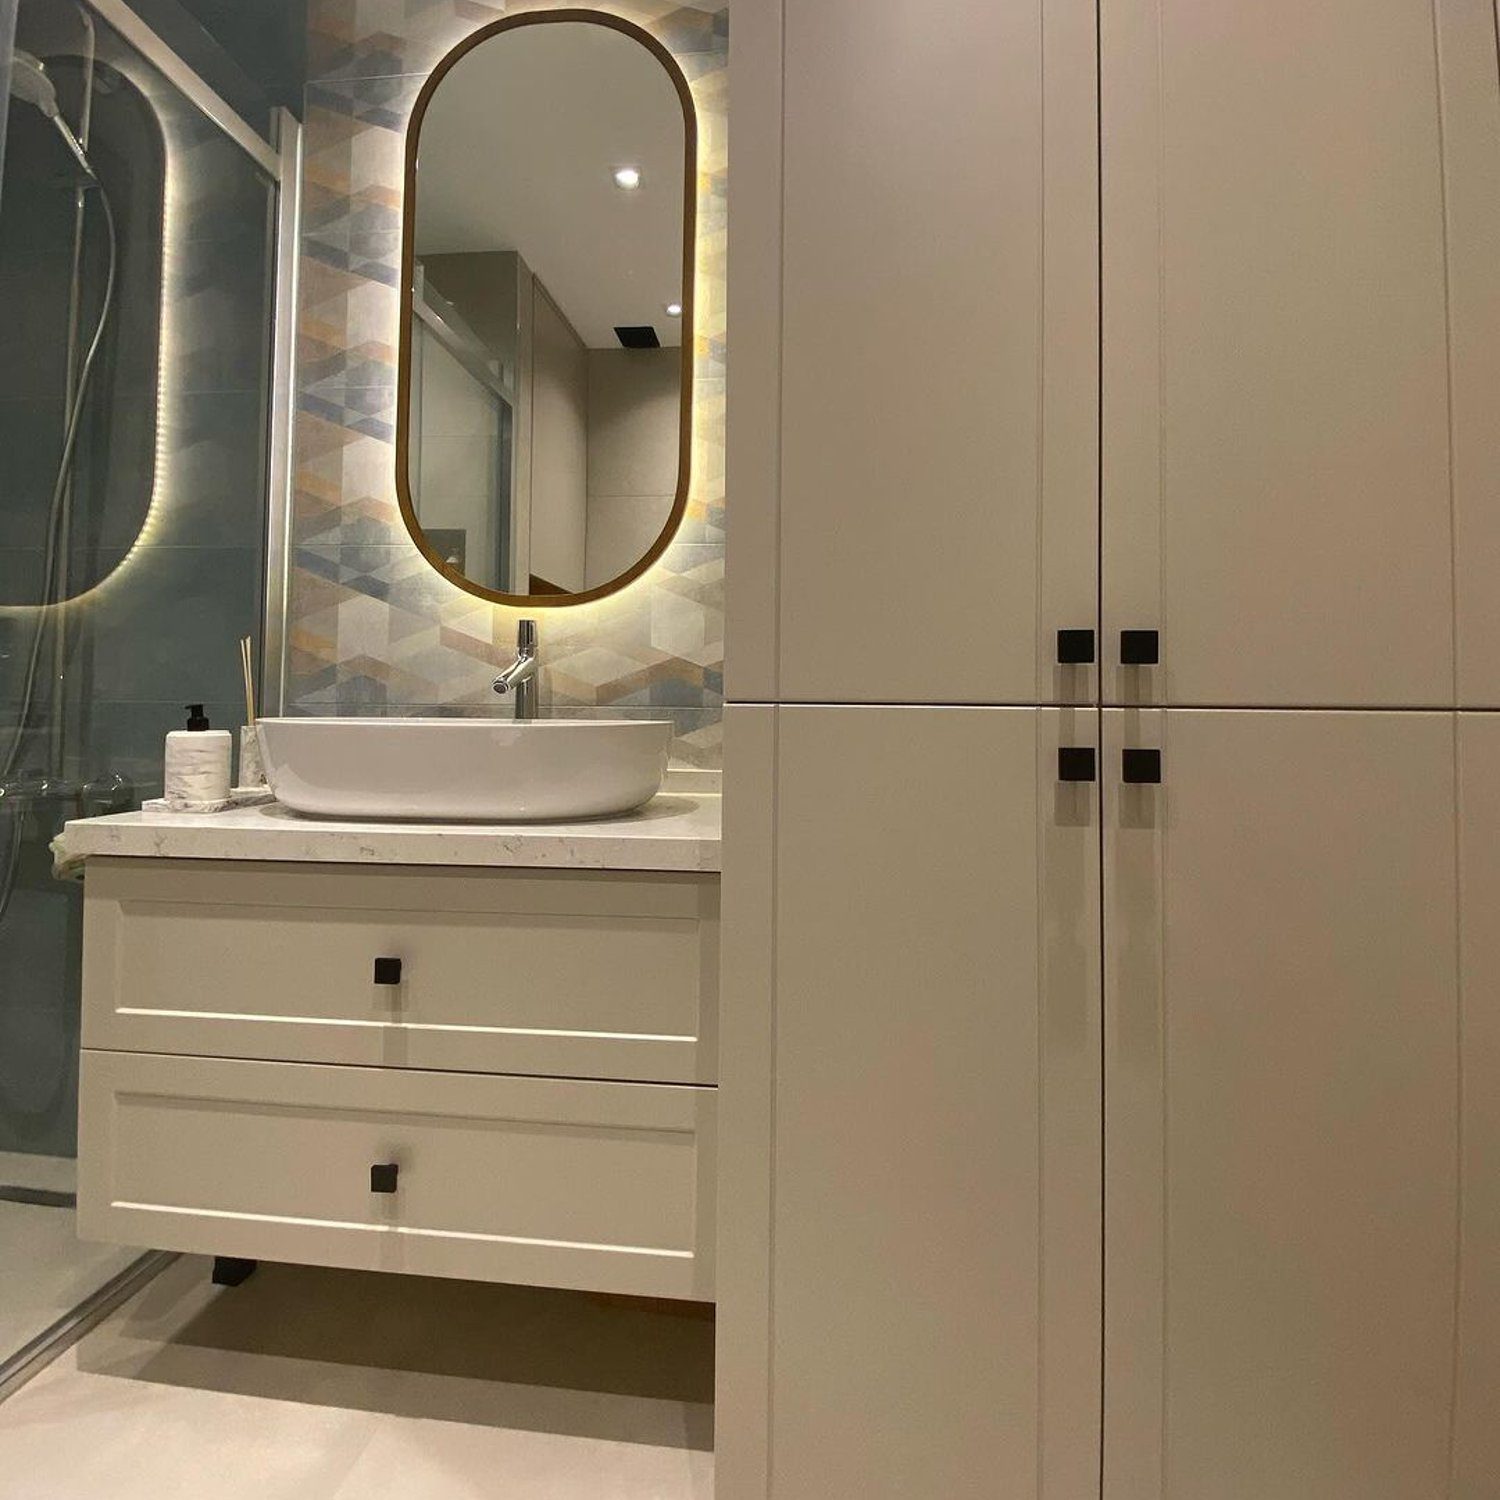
[164,704,232,809]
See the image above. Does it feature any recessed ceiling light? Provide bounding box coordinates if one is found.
[665,301,683,318]
[612,166,642,190]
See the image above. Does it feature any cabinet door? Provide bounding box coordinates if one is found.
[726,0,1099,705]
[1102,0,1500,707]
[718,705,1101,1498]
[1453,715,1500,1496]
[1103,709,1462,1500]
[79,1051,716,1300]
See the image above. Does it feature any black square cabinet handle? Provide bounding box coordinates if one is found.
[1122,748,1162,784]
[1056,628,1096,665]
[1120,629,1160,666]
[370,1163,399,1194]
[1058,746,1097,782]
[373,957,402,986]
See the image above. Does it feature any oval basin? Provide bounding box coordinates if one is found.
[256,718,673,822]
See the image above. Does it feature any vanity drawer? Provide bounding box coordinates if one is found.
[82,859,718,1083]
[78,1050,716,1300]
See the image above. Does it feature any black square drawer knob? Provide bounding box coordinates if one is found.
[1056,628,1096,665]
[373,957,402,986]
[1058,746,1097,782]
[1122,748,1162,784]
[1120,629,1160,666]
[370,1163,399,1194]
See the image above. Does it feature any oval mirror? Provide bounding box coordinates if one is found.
[397,12,696,607]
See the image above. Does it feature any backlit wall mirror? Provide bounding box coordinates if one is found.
[397,12,696,606]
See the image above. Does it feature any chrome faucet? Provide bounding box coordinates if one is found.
[492,619,539,719]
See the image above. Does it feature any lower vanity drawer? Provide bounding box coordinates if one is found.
[77,1050,716,1301]
[82,858,718,1084]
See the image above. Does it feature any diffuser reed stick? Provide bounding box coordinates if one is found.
[240,635,255,725]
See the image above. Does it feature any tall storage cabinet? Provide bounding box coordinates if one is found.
[722,1,1500,1497]
[728,0,1101,706]
[723,707,1101,1500]
[1101,0,1500,708]
[1103,711,1466,1499]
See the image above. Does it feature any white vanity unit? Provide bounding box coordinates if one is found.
[64,793,720,1302]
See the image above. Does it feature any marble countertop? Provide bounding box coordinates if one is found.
[61,793,722,874]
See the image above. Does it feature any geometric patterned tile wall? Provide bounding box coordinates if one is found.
[289,1,728,765]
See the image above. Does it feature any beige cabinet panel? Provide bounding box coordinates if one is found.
[715,707,778,1498]
[721,1,783,702]
[1103,709,1461,1499]
[727,0,1099,705]
[82,860,718,1083]
[1102,0,1500,707]
[1453,715,1500,1494]
[78,1050,715,1300]
[1446,8,1500,704]
[720,706,1101,1499]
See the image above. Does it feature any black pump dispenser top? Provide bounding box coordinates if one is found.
[185,705,210,731]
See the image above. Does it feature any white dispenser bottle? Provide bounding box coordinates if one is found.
[164,704,232,809]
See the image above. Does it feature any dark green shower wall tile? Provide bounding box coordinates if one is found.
[60,546,264,706]
[96,391,273,551]
[0,998,80,1156]
[0,704,52,777]
[0,549,49,609]
[0,273,72,404]
[0,400,66,525]
[172,134,279,246]
[166,233,277,395]
[0,389,267,570]
[71,698,249,803]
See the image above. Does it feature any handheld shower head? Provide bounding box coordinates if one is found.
[7,50,96,179]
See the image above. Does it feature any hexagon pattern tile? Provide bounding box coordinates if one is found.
[290,1,728,766]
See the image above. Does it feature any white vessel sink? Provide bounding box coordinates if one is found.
[256,717,672,822]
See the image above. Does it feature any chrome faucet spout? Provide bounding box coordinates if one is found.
[492,619,539,719]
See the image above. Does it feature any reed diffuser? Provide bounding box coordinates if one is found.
[237,635,266,789]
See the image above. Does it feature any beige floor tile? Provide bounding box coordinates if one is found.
[0,1170,145,1360]
[328,1413,715,1500]
[0,1355,383,1500]
[0,1256,715,1499]
[0,1153,75,1196]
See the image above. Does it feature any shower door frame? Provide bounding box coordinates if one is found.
[0,0,299,1397]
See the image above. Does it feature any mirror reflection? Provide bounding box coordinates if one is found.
[400,16,694,604]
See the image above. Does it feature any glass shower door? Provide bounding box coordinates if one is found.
[0,0,280,1374]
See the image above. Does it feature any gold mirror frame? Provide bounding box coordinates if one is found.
[394,10,698,608]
